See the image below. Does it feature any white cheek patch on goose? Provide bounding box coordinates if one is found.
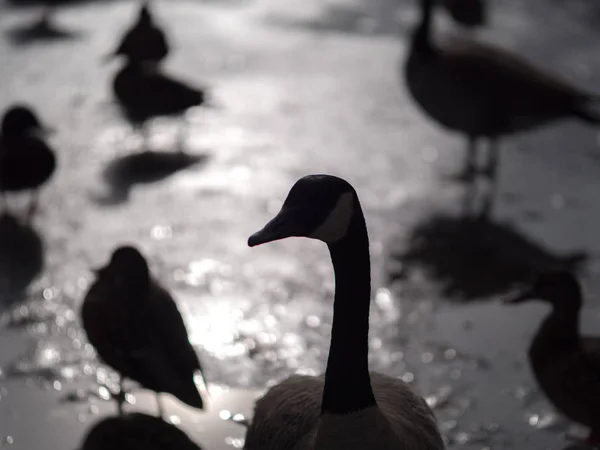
[310,192,354,243]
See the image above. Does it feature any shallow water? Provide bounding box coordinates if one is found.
[1,0,600,449]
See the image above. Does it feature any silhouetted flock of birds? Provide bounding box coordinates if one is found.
[2,0,600,448]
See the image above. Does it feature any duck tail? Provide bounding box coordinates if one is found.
[575,95,600,124]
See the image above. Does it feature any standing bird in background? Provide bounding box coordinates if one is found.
[505,272,600,447]
[0,105,56,219]
[112,58,207,151]
[81,245,207,416]
[404,0,600,181]
[106,1,169,68]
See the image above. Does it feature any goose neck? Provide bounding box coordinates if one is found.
[413,0,435,53]
[321,202,376,415]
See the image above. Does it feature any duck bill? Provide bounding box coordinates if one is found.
[503,289,534,304]
[248,207,303,247]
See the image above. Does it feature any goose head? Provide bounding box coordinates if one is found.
[443,0,487,28]
[138,2,154,25]
[1,105,50,139]
[505,271,583,311]
[94,246,150,292]
[248,175,357,247]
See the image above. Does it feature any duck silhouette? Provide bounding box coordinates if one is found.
[112,60,206,151]
[505,272,600,446]
[0,105,56,218]
[107,2,169,67]
[81,245,207,416]
[404,0,600,180]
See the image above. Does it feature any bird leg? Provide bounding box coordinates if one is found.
[156,393,165,419]
[455,136,478,181]
[26,191,39,222]
[176,120,190,154]
[482,138,500,180]
[114,377,127,416]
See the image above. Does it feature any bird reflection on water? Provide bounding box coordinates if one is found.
[390,178,587,302]
[0,213,44,311]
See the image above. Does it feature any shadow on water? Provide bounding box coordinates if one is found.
[0,213,44,310]
[93,150,208,206]
[4,19,82,45]
[78,413,203,450]
[388,179,587,302]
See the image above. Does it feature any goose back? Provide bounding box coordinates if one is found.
[244,373,443,450]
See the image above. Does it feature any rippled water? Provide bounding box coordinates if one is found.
[1,0,600,449]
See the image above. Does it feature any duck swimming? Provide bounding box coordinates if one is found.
[112,60,206,151]
[505,271,600,446]
[244,175,444,450]
[0,105,56,218]
[81,245,207,416]
[404,0,600,180]
[107,1,169,67]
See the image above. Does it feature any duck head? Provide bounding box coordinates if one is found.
[505,271,583,310]
[139,2,154,24]
[94,245,150,291]
[1,105,50,138]
[443,0,487,28]
[248,175,357,246]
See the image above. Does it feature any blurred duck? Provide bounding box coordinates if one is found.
[106,1,169,67]
[404,0,600,180]
[244,175,444,450]
[505,271,600,446]
[0,105,56,218]
[113,60,206,151]
[81,245,207,416]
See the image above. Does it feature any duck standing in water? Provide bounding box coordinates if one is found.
[112,58,206,151]
[81,245,207,416]
[0,105,56,219]
[505,271,600,446]
[245,175,444,450]
[107,1,169,68]
[404,0,600,180]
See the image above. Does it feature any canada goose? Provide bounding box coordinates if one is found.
[112,60,206,151]
[0,105,56,218]
[106,2,169,67]
[404,0,600,180]
[245,175,444,450]
[81,245,207,416]
[505,271,600,446]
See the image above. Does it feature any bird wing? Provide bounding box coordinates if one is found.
[439,36,593,112]
[81,281,139,376]
[244,375,322,450]
[145,280,203,374]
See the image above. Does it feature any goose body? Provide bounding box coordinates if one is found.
[404,0,600,177]
[506,272,600,445]
[245,175,444,450]
[111,2,169,66]
[81,246,206,414]
[0,105,56,215]
[113,63,204,126]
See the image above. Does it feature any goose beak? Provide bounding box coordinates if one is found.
[248,207,302,247]
[504,288,534,304]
